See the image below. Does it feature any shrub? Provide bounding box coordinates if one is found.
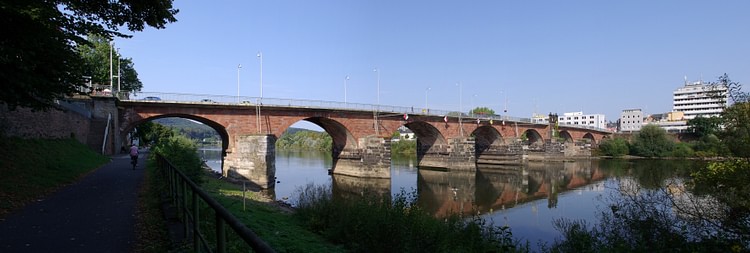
[152,135,204,185]
[670,142,695,158]
[630,125,674,157]
[597,138,629,157]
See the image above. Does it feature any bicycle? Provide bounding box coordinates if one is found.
[131,155,138,170]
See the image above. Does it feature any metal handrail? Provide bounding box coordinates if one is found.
[157,154,276,253]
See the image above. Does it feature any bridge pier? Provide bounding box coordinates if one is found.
[224,134,276,189]
[417,137,476,170]
[331,136,391,178]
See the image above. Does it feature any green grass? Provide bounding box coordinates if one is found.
[0,137,109,217]
[199,176,346,252]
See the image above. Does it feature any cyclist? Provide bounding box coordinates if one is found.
[129,144,139,169]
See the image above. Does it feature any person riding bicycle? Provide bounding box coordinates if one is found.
[129,144,139,167]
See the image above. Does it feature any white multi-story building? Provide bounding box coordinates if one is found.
[673,80,728,120]
[619,109,643,132]
[558,111,606,129]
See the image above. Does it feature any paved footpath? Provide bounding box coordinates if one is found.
[0,152,147,253]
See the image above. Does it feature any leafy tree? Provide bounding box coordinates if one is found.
[469,107,495,116]
[691,134,729,158]
[0,0,177,110]
[687,116,722,138]
[630,124,674,157]
[134,121,175,146]
[276,130,332,151]
[597,138,629,157]
[721,102,750,158]
[77,34,143,92]
[152,135,204,185]
[710,73,748,104]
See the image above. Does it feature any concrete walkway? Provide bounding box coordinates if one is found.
[0,152,147,253]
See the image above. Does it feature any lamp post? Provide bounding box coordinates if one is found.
[117,48,121,94]
[471,94,478,116]
[257,51,263,98]
[345,75,350,104]
[456,82,463,137]
[373,68,380,106]
[425,87,431,111]
[237,64,242,103]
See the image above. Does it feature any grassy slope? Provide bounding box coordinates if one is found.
[0,137,109,217]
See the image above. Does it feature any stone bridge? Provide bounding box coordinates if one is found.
[116,100,610,188]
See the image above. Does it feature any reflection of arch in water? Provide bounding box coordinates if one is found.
[523,129,544,146]
[558,130,573,143]
[472,126,504,156]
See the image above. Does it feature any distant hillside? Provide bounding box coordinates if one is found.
[277,127,331,151]
[153,117,219,142]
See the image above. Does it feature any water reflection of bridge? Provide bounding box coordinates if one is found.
[331,160,608,217]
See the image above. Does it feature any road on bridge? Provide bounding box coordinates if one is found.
[0,152,146,252]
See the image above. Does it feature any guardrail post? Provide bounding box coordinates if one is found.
[192,191,199,252]
[216,214,226,253]
[182,180,189,239]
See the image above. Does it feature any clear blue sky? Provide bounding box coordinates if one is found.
[114,1,750,122]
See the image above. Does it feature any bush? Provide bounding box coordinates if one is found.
[152,135,204,185]
[597,138,629,157]
[670,142,695,158]
[630,125,674,157]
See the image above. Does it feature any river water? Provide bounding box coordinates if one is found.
[198,148,700,245]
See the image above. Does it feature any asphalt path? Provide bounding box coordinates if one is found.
[0,152,146,253]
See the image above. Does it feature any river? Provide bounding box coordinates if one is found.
[197,148,701,245]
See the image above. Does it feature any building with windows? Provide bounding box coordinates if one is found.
[558,111,606,129]
[673,80,728,120]
[619,109,643,132]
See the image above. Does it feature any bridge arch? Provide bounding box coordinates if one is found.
[523,129,544,146]
[403,121,447,146]
[582,133,596,145]
[558,131,573,143]
[285,117,358,158]
[122,113,230,151]
[472,126,504,154]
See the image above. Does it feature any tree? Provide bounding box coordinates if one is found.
[630,124,674,157]
[686,116,722,138]
[721,102,750,158]
[597,137,629,157]
[77,34,143,92]
[0,0,177,110]
[470,107,495,116]
[710,73,748,104]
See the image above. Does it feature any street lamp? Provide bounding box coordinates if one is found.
[456,82,463,137]
[257,51,263,98]
[471,94,478,116]
[237,64,242,103]
[373,68,380,106]
[425,87,431,111]
[345,75,350,104]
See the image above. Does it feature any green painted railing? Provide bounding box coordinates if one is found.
[157,155,276,253]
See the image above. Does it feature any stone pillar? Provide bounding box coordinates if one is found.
[331,136,391,178]
[418,137,476,170]
[225,134,276,189]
